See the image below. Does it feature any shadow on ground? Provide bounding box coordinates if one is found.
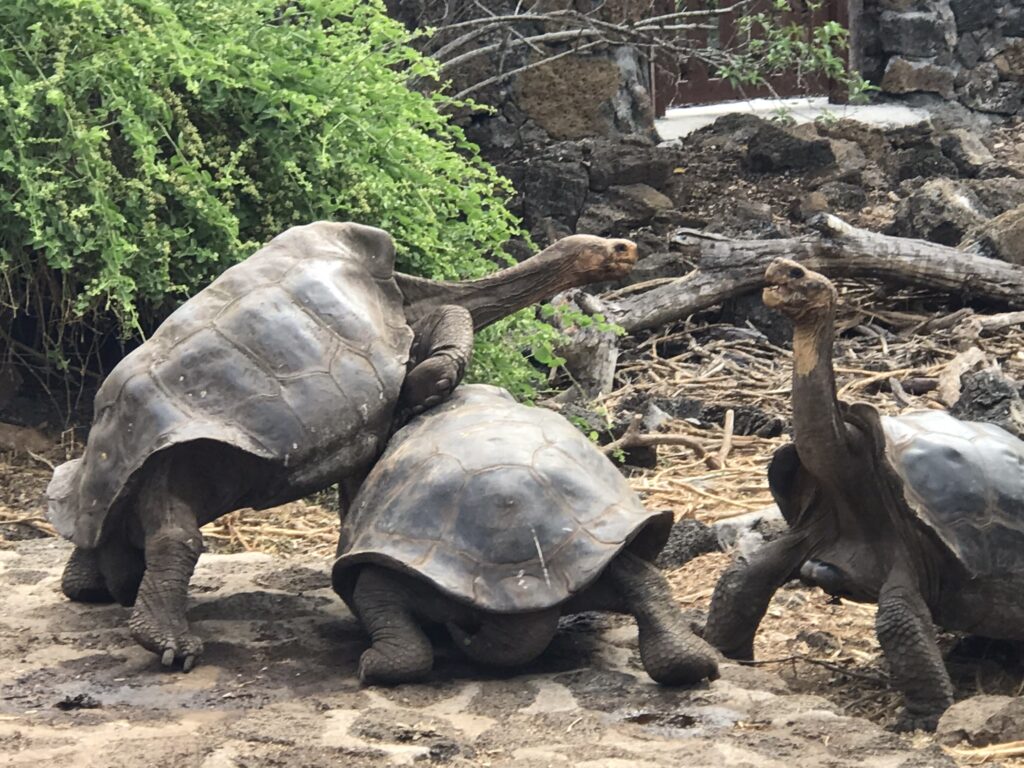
[0,540,953,767]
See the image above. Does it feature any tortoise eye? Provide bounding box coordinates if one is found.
[788,266,804,279]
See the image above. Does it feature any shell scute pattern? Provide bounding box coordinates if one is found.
[47,222,413,547]
[883,411,1024,576]
[335,384,669,613]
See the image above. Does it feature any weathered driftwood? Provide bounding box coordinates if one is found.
[612,214,1024,334]
[550,289,621,400]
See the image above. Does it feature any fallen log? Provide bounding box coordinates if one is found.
[613,213,1024,334]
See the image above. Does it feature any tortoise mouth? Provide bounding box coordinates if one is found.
[762,285,788,309]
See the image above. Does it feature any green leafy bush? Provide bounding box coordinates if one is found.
[0,0,538,389]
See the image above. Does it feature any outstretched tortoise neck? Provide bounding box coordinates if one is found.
[395,235,634,330]
[789,299,857,481]
[764,260,852,482]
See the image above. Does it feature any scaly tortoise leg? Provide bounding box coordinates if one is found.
[606,550,720,685]
[61,547,114,604]
[875,568,953,732]
[393,305,473,426]
[351,565,434,685]
[128,453,205,671]
[704,534,807,660]
[447,609,559,668]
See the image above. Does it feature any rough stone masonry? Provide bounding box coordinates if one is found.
[860,0,1024,117]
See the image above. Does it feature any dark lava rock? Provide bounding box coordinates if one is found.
[501,149,589,233]
[939,129,995,177]
[701,403,785,439]
[887,145,959,182]
[950,369,1024,438]
[744,123,835,173]
[720,292,793,347]
[950,0,998,33]
[586,140,677,192]
[879,9,956,58]
[705,198,789,239]
[958,63,1024,115]
[813,180,868,212]
[964,203,1024,265]
[576,183,675,237]
[655,517,721,569]
[892,178,987,245]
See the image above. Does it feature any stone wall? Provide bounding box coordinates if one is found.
[385,0,659,160]
[859,0,1024,116]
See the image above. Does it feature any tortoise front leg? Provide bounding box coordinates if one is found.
[705,534,807,660]
[394,305,473,425]
[605,550,720,684]
[61,547,114,603]
[875,568,953,732]
[128,454,205,671]
[350,565,434,685]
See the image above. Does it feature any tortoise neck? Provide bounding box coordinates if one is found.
[790,307,853,480]
[396,248,585,331]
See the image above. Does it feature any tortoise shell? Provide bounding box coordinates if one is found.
[47,222,413,548]
[876,408,1024,577]
[332,384,672,613]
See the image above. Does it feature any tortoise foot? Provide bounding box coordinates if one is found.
[61,547,114,604]
[639,627,721,686]
[357,646,432,686]
[892,708,942,733]
[129,604,203,672]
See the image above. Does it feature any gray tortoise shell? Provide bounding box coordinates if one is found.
[333,384,671,613]
[47,222,413,548]
[880,409,1024,577]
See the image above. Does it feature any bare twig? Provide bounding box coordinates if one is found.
[602,413,708,458]
[717,408,735,468]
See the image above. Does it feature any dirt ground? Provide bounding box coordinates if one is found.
[0,539,957,768]
[3,115,1024,766]
[3,288,1024,766]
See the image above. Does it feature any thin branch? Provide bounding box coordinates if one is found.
[438,28,603,74]
[454,40,604,99]
[602,413,708,459]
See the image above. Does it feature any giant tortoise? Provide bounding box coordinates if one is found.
[47,222,637,670]
[332,384,720,685]
[704,258,1024,730]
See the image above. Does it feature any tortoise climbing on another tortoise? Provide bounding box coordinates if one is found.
[332,384,720,685]
[47,221,637,671]
[704,258,1024,731]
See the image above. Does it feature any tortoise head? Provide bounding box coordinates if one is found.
[762,259,837,323]
[544,234,638,283]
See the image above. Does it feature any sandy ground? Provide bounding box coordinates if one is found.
[0,538,957,768]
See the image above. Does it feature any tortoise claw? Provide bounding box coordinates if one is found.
[182,655,196,673]
[161,649,175,667]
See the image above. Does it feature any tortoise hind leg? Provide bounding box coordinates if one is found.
[350,565,434,684]
[603,550,720,685]
[875,568,954,731]
[128,451,206,671]
[447,609,559,668]
[61,547,113,603]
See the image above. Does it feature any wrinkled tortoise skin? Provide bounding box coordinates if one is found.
[333,384,672,613]
[879,408,1024,577]
[49,222,413,548]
